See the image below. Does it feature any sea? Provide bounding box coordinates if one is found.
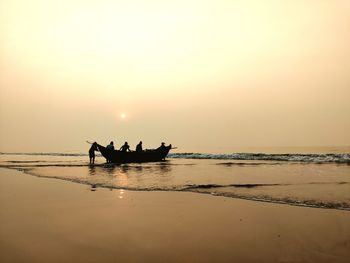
[1,146,349,210]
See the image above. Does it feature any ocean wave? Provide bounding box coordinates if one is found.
[182,183,288,189]
[189,190,350,211]
[0,152,88,156]
[0,164,95,168]
[215,162,282,166]
[169,153,350,163]
[2,152,349,163]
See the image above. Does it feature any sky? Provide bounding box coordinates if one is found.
[1,0,349,153]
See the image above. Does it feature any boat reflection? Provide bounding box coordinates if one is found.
[88,164,118,176]
[86,161,174,189]
[102,164,117,175]
[157,162,172,173]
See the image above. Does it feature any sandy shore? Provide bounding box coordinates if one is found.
[0,168,349,263]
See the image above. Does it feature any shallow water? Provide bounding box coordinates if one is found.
[1,151,349,210]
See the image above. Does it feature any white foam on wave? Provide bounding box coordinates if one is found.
[1,152,349,163]
[169,153,350,163]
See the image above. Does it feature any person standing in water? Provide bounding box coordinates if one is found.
[89,142,98,164]
[106,141,115,150]
[136,141,143,152]
[105,141,115,163]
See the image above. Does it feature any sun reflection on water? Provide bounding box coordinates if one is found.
[118,189,125,199]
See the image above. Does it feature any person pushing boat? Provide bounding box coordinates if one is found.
[106,141,115,150]
[157,142,166,151]
[89,142,98,164]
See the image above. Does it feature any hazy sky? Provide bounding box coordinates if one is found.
[1,0,349,153]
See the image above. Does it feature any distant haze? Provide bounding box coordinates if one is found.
[1,0,349,153]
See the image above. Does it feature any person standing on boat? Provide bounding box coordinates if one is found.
[136,141,143,152]
[106,141,114,150]
[120,142,131,152]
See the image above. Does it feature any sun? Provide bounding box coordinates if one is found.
[120,113,126,119]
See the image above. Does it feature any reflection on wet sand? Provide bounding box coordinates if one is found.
[88,165,96,175]
[87,162,173,177]
[134,165,143,173]
[88,164,118,176]
[85,162,174,190]
[118,189,125,199]
[157,163,172,174]
[10,157,350,210]
[102,164,118,175]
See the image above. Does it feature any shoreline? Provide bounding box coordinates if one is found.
[1,168,350,262]
[2,166,350,212]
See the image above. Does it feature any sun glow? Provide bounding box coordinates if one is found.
[1,0,350,152]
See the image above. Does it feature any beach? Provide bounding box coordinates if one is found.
[2,0,350,261]
[1,167,350,263]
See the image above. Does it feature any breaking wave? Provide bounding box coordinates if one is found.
[2,152,350,163]
[169,153,350,163]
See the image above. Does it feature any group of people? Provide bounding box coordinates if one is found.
[105,141,167,152]
[105,141,143,152]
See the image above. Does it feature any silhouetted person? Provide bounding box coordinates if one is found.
[106,141,114,150]
[120,142,131,152]
[157,142,166,151]
[136,141,143,152]
[89,142,98,164]
[105,141,115,163]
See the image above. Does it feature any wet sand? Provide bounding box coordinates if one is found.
[0,168,349,263]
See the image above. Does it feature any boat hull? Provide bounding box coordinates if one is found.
[96,143,171,164]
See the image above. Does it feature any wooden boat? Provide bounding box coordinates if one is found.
[96,143,172,164]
